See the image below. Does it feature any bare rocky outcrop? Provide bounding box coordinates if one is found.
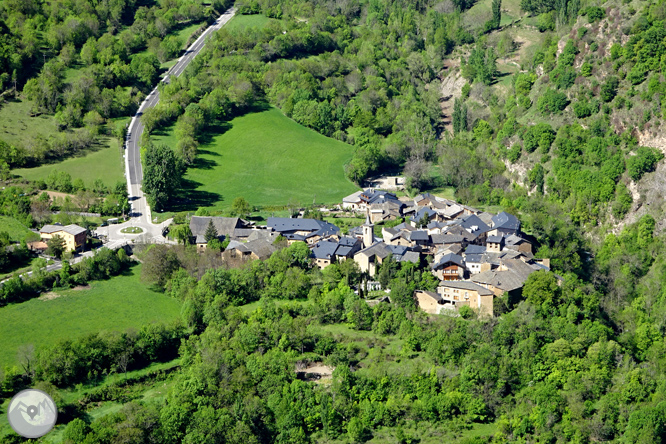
[439,59,466,134]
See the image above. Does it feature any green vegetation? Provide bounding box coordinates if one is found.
[12,133,125,189]
[120,227,143,234]
[0,216,39,243]
[152,106,357,210]
[0,99,60,147]
[225,13,274,30]
[0,264,181,366]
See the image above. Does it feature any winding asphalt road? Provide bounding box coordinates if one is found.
[121,7,236,237]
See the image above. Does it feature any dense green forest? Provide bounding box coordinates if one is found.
[3,0,666,442]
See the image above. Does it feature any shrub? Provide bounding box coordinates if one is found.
[523,123,555,153]
[585,6,606,23]
[537,89,569,114]
[537,12,555,32]
[581,62,592,77]
[601,77,619,102]
[573,100,594,118]
[627,147,664,181]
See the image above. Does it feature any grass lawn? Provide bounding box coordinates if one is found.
[0,264,181,367]
[0,98,60,147]
[12,118,128,189]
[152,106,358,211]
[226,14,274,30]
[0,216,39,243]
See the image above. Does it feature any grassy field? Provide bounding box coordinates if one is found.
[0,264,181,367]
[12,118,128,189]
[152,106,358,211]
[226,14,274,30]
[0,98,60,147]
[0,216,39,243]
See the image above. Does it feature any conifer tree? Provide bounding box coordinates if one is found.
[204,219,218,243]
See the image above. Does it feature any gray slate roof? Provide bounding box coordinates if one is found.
[492,212,520,231]
[459,214,491,234]
[267,217,336,233]
[312,240,339,260]
[487,235,504,243]
[190,216,241,237]
[432,253,465,269]
[465,245,487,254]
[439,281,494,296]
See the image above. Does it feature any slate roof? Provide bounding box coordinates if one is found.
[427,221,448,230]
[410,207,437,222]
[400,251,421,263]
[409,230,429,241]
[437,234,465,244]
[360,189,401,205]
[432,253,465,269]
[227,239,277,260]
[338,236,360,247]
[356,242,419,263]
[465,253,485,264]
[439,281,494,296]
[312,240,339,260]
[233,228,254,238]
[190,216,241,237]
[267,217,332,233]
[471,270,524,292]
[465,245,487,254]
[478,212,495,226]
[487,235,504,243]
[40,223,86,236]
[443,204,464,218]
[459,214,491,234]
[492,212,521,231]
[470,258,539,292]
[504,234,529,246]
[247,230,279,242]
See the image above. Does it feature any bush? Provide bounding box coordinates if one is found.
[537,89,569,114]
[601,77,619,102]
[573,100,594,118]
[585,6,605,23]
[523,123,555,153]
[537,12,555,32]
[627,146,664,181]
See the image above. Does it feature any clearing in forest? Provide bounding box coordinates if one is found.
[151,106,359,211]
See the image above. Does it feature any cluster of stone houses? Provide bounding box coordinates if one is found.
[189,189,553,317]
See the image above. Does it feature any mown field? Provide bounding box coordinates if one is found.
[225,13,274,30]
[152,106,358,210]
[0,264,181,367]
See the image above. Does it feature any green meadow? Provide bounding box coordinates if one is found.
[225,13,275,30]
[0,264,181,367]
[152,106,358,210]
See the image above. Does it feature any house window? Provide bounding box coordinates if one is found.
[464,292,469,299]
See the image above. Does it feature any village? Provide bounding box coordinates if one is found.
[25,187,553,318]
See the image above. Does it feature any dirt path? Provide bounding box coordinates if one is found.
[439,59,466,134]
